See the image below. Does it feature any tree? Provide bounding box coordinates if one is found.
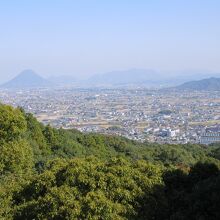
[24,113,48,151]
[43,124,58,146]
[0,140,33,175]
[0,105,27,142]
[0,105,33,175]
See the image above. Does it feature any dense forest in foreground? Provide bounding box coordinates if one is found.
[0,104,220,219]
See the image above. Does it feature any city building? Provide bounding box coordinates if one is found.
[200,127,220,145]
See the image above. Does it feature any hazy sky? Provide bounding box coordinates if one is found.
[0,0,219,83]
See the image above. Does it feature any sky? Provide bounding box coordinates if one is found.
[0,0,219,83]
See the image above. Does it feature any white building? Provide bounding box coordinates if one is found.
[200,132,220,145]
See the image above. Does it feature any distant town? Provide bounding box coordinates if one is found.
[1,87,220,145]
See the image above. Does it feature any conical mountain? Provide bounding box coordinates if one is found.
[1,69,52,88]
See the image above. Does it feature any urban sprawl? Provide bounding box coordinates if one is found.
[0,88,220,145]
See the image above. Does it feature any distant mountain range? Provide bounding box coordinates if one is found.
[1,70,52,88]
[87,69,161,85]
[1,69,220,90]
[1,69,169,89]
[86,69,220,88]
[176,77,220,91]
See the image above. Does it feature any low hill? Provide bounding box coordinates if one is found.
[1,69,52,88]
[176,77,220,90]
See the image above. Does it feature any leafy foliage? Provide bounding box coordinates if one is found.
[0,105,33,175]
[11,157,164,219]
[0,105,27,142]
[163,162,220,219]
[0,104,220,219]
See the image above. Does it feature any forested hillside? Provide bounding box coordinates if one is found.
[0,104,220,219]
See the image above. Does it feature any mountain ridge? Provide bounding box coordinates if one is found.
[87,68,161,85]
[175,77,220,91]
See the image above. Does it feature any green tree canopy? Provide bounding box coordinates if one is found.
[0,105,27,142]
[0,105,33,175]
